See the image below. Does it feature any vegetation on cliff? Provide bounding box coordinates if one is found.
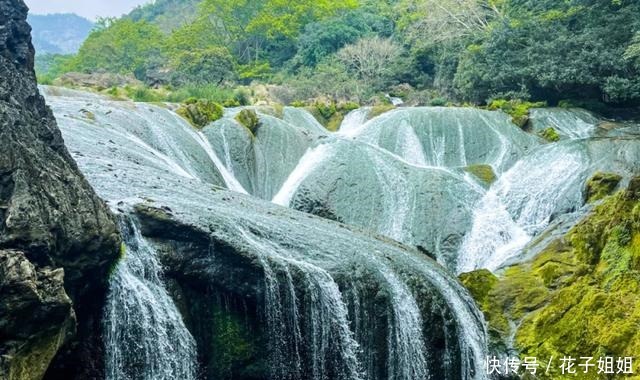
[461,176,640,379]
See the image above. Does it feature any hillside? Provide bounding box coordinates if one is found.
[27,13,93,55]
[128,0,200,32]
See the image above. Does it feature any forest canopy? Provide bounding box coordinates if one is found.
[38,0,640,108]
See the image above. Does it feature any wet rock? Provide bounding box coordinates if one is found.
[0,1,120,378]
[0,250,75,380]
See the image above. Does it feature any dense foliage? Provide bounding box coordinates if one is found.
[36,0,640,108]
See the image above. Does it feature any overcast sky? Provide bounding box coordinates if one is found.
[24,0,152,20]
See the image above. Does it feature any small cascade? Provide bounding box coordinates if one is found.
[373,258,428,380]
[339,108,371,136]
[395,120,428,166]
[104,217,198,380]
[529,108,599,139]
[405,254,488,380]
[192,130,249,194]
[369,151,412,242]
[272,142,336,206]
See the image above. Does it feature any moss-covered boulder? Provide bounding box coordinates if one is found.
[235,109,260,134]
[585,172,623,203]
[487,99,546,129]
[463,164,497,187]
[461,178,640,379]
[177,99,223,128]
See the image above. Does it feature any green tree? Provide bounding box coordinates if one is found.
[68,19,166,79]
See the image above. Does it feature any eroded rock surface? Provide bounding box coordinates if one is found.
[0,1,120,378]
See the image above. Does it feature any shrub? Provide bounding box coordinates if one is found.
[177,99,224,128]
[488,99,546,128]
[539,127,560,142]
[235,109,260,134]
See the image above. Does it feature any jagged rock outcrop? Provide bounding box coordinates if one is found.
[0,250,74,380]
[0,1,120,379]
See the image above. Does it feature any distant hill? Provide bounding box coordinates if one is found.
[128,0,200,32]
[28,13,94,55]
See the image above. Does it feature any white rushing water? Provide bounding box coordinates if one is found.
[272,143,336,206]
[339,108,371,136]
[458,143,588,273]
[104,219,198,380]
[242,230,364,380]
[193,130,249,194]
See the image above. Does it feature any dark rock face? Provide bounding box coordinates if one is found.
[0,1,120,378]
[0,250,75,380]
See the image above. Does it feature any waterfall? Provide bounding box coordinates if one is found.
[369,151,411,242]
[395,120,428,167]
[241,230,364,380]
[372,258,428,380]
[104,217,198,380]
[47,87,504,380]
[529,108,599,139]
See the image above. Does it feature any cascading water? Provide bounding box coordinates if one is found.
[44,86,584,380]
[241,230,364,380]
[272,142,337,206]
[104,217,198,380]
[457,142,589,273]
[339,107,371,136]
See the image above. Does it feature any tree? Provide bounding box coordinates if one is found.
[337,37,402,89]
[294,10,393,67]
[454,0,640,104]
[396,0,504,47]
[68,19,165,79]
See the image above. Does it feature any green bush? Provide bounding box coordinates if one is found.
[488,99,546,128]
[539,127,560,142]
[177,99,224,128]
[235,109,260,134]
[429,97,448,106]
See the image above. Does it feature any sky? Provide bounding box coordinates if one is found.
[24,0,152,20]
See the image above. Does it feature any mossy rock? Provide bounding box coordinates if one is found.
[235,109,260,134]
[488,99,546,129]
[325,112,345,132]
[462,179,640,378]
[539,127,560,142]
[177,99,223,129]
[585,172,622,203]
[463,164,497,187]
[368,104,395,119]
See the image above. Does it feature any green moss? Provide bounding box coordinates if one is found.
[325,113,345,132]
[177,99,224,129]
[585,172,623,203]
[108,242,127,278]
[368,104,395,119]
[463,164,497,187]
[314,101,337,120]
[460,179,640,378]
[539,127,560,142]
[487,99,547,128]
[210,306,256,379]
[235,109,260,134]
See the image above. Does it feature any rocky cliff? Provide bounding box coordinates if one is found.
[0,1,120,379]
